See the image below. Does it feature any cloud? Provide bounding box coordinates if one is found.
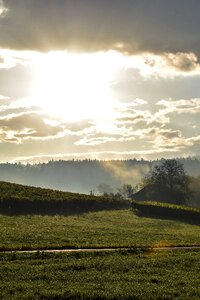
[0,98,97,143]
[0,98,40,119]
[71,97,200,159]
[0,0,8,18]
[157,98,200,114]
[138,127,200,155]
[135,53,200,77]
[116,109,169,127]
[0,49,36,70]
[0,94,9,100]
[115,100,170,129]
[1,95,198,160]
[1,0,200,59]
[76,136,117,146]
[12,149,180,164]
[0,112,66,143]
[163,53,199,72]
[143,127,183,147]
[74,100,171,146]
[66,120,94,134]
[112,66,200,104]
[0,56,4,64]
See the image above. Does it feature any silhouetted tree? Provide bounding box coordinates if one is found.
[142,159,191,205]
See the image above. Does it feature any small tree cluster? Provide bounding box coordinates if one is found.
[117,184,138,200]
[142,159,192,205]
[97,183,138,200]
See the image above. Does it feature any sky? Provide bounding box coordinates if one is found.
[0,0,200,163]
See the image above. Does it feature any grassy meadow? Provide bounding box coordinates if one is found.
[0,210,200,251]
[0,181,200,299]
[0,181,199,251]
[0,250,199,299]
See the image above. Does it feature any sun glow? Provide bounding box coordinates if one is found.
[32,51,122,122]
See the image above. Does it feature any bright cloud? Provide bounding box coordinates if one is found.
[157,98,200,114]
[0,1,200,162]
[0,0,8,18]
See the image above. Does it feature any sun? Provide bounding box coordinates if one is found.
[32,51,122,122]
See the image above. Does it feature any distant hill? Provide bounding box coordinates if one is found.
[0,158,199,194]
[0,159,151,193]
[0,181,129,215]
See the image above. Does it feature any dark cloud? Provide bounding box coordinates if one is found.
[1,0,200,56]
[164,53,199,72]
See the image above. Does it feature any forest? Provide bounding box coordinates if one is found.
[0,157,200,193]
[0,157,200,207]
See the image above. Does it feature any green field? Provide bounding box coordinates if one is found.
[0,181,200,299]
[1,210,200,251]
[0,250,199,299]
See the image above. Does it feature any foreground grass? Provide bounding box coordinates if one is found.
[0,250,199,299]
[0,210,200,251]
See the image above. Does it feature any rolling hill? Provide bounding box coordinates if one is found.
[0,181,129,215]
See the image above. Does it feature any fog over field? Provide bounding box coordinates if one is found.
[0,158,199,194]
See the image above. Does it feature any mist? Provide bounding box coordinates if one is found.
[0,158,199,193]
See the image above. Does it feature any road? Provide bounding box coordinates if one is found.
[2,246,200,254]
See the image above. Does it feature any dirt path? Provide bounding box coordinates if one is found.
[2,246,200,254]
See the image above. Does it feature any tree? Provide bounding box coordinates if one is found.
[117,184,137,200]
[142,159,191,205]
